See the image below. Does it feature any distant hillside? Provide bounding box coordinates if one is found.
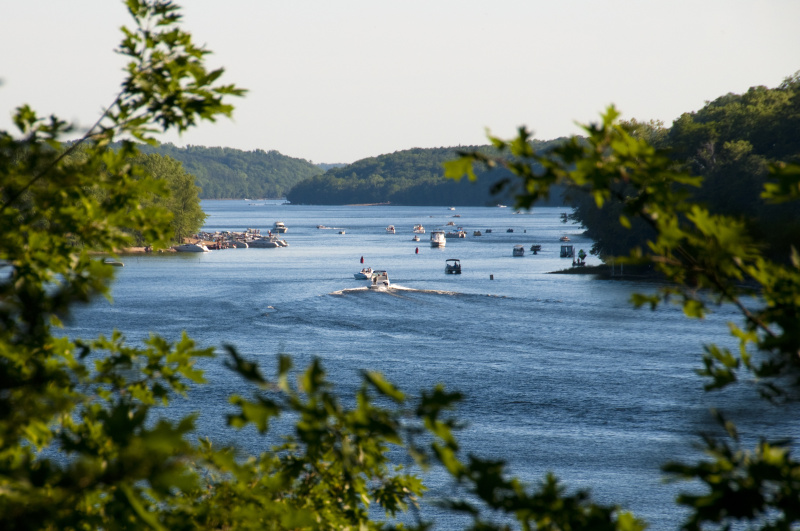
[135,143,323,199]
[286,141,568,206]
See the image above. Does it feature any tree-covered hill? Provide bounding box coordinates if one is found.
[134,143,324,199]
[565,74,800,260]
[286,142,569,206]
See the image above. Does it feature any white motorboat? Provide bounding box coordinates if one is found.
[354,267,373,280]
[513,245,525,257]
[174,243,210,252]
[103,258,124,266]
[412,235,420,242]
[369,270,390,289]
[248,238,280,248]
[386,225,396,234]
[430,231,446,248]
[413,224,425,233]
[445,259,461,274]
[273,221,288,233]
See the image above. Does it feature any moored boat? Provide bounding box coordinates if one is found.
[174,243,210,252]
[386,225,396,234]
[273,221,288,233]
[513,245,525,257]
[430,231,446,248]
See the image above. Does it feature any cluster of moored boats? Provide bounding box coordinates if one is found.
[174,222,289,252]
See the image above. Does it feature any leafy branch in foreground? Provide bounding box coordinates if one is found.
[445,107,800,529]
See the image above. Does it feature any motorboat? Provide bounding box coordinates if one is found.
[339,230,346,234]
[386,225,396,234]
[560,236,570,242]
[445,230,466,239]
[248,238,280,248]
[560,244,574,258]
[412,235,420,242]
[513,245,525,257]
[369,270,390,289]
[413,224,425,233]
[530,244,542,254]
[354,267,373,280]
[174,243,210,252]
[103,258,124,266]
[485,229,492,233]
[273,221,288,233]
[445,259,461,274]
[473,230,482,237]
[231,241,249,248]
[506,228,514,233]
[430,231,446,248]
[446,221,455,226]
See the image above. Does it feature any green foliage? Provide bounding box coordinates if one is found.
[447,105,800,530]
[133,142,324,199]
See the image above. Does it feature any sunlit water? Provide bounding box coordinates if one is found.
[67,200,798,529]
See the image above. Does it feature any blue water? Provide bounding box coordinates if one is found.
[67,200,798,529]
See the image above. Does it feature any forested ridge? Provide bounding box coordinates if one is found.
[565,74,800,261]
[286,142,569,206]
[133,142,323,199]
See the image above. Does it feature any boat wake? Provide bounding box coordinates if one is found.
[329,285,480,297]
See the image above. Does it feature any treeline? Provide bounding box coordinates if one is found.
[567,74,800,260]
[133,143,323,199]
[286,142,568,206]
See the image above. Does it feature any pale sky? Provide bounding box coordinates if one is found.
[2,1,798,164]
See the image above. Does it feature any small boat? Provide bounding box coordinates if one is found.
[369,270,390,289]
[560,236,570,242]
[273,221,288,233]
[513,245,525,257]
[446,221,455,226]
[354,267,373,280]
[174,243,210,252]
[560,244,574,258]
[445,230,466,239]
[413,224,425,233]
[412,235,420,242]
[497,204,508,208]
[231,241,249,248]
[485,229,492,233]
[248,238,280,248]
[506,228,514,233]
[473,231,482,237]
[386,225,396,234]
[445,258,461,274]
[449,207,456,211]
[530,244,542,254]
[430,230,446,248]
[103,258,124,267]
[339,230,346,234]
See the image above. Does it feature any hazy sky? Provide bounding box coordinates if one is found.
[2,1,798,163]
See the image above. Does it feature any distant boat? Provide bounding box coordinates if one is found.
[412,235,420,242]
[473,230,482,237]
[103,258,124,266]
[174,243,209,252]
[273,221,288,233]
[430,231,446,248]
[497,204,507,208]
[513,245,525,257]
[354,267,373,280]
[445,258,461,274]
[386,225,396,234]
[560,236,570,242]
[413,224,425,233]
